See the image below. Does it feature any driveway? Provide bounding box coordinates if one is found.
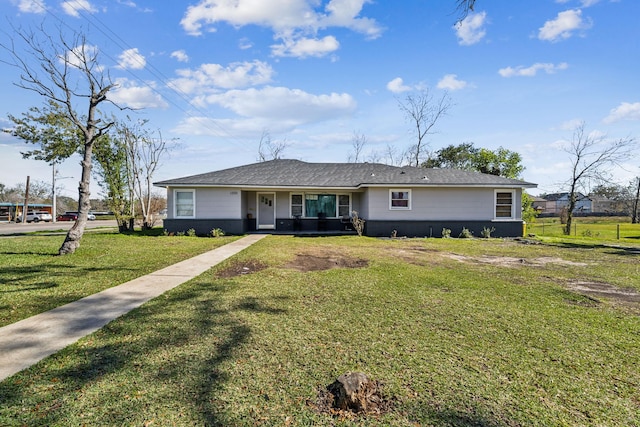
[0,220,119,236]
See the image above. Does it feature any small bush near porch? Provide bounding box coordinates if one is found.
[1,235,639,426]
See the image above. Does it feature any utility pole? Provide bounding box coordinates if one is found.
[22,175,30,225]
[52,163,57,223]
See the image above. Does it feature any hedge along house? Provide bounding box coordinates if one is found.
[154,159,537,237]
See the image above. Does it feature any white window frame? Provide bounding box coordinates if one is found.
[337,194,352,217]
[174,189,196,218]
[290,193,303,218]
[290,192,352,218]
[494,189,515,220]
[389,189,411,210]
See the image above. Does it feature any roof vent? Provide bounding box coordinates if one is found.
[400,171,405,174]
[422,176,429,180]
[370,173,375,177]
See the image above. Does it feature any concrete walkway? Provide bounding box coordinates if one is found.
[0,234,268,382]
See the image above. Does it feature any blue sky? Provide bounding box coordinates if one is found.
[1,0,639,198]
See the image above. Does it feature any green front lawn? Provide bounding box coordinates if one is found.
[0,231,238,326]
[1,235,639,426]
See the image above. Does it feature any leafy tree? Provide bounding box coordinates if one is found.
[521,192,538,223]
[2,26,117,254]
[93,118,172,230]
[423,143,524,179]
[92,132,132,231]
[6,100,80,163]
[472,147,524,179]
[423,142,478,170]
[562,122,635,235]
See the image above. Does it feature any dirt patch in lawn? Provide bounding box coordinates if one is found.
[215,259,268,278]
[446,254,588,268]
[566,280,640,306]
[286,252,369,272]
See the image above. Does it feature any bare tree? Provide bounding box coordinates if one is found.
[383,143,402,166]
[456,0,477,19]
[257,129,288,161]
[130,130,170,229]
[398,89,452,167]
[347,131,367,163]
[631,177,640,224]
[1,25,117,254]
[562,122,636,235]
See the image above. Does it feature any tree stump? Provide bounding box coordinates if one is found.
[328,372,385,414]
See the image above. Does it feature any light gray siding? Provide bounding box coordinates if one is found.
[365,187,522,221]
[195,188,242,219]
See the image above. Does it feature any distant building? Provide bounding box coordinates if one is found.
[0,203,53,222]
[537,192,622,215]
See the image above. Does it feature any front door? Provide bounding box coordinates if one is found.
[257,193,275,230]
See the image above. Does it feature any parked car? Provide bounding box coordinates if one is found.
[17,211,53,223]
[59,211,96,221]
[57,212,78,221]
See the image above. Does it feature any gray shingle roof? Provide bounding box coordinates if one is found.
[155,159,536,188]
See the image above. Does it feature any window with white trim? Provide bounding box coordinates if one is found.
[289,193,351,218]
[390,189,411,210]
[495,190,515,219]
[338,194,351,217]
[175,189,195,218]
[291,194,303,217]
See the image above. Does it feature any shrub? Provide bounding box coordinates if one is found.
[176,231,185,237]
[210,228,225,238]
[350,211,366,237]
[480,226,495,238]
[441,228,451,238]
[458,227,473,238]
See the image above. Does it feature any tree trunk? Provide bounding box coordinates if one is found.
[58,144,93,255]
[633,178,640,224]
[563,187,577,235]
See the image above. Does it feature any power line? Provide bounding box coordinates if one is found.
[39,1,248,145]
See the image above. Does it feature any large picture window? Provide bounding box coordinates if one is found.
[390,190,411,210]
[495,190,514,219]
[175,189,195,218]
[305,194,336,218]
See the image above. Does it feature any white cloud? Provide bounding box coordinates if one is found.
[454,11,487,46]
[386,77,412,94]
[64,44,102,71]
[498,62,568,77]
[603,102,640,124]
[538,9,592,42]
[556,118,585,131]
[180,0,382,58]
[172,86,356,136]
[203,86,356,123]
[555,0,600,5]
[61,0,98,17]
[437,74,468,91]
[169,60,274,94]
[108,78,168,109]
[14,0,46,13]
[238,38,253,50]
[116,48,146,70]
[170,50,190,63]
[271,35,339,58]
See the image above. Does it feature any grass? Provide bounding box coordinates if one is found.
[0,230,238,326]
[1,235,640,425]
[528,216,640,243]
